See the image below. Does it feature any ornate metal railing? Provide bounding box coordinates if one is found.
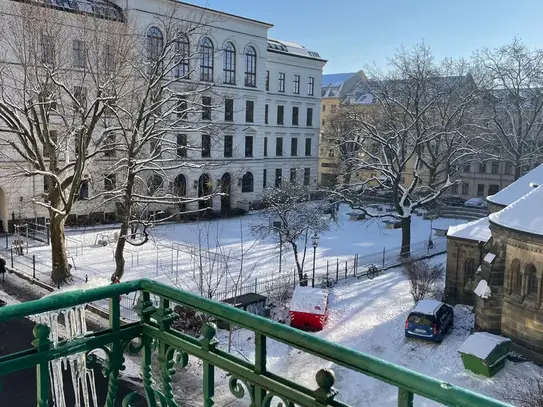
[0,279,511,406]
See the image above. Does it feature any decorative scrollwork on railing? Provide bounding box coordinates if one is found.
[262,392,295,407]
[228,376,255,404]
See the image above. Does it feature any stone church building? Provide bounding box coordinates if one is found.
[445,164,543,362]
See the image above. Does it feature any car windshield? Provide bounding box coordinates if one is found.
[408,313,433,326]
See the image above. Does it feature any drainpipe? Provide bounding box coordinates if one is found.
[454,243,459,302]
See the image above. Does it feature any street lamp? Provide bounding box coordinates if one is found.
[312,232,319,287]
[428,215,435,253]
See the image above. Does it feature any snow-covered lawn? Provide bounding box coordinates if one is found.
[214,255,542,406]
[9,205,466,299]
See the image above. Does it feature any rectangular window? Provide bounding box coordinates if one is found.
[451,184,458,194]
[104,174,116,191]
[73,86,87,110]
[477,184,485,196]
[263,169,267,188]
[479,162,486,173]
[331,104,337,113]
[276,137,283,156]
[245,100,254,123]
[278,72,285,92]
[275,169,282,187]
[177,134,187,158]
[265,104,269,124]
[104,133,116,157]
[504,162,512,175]
[306,108,313,127]
[201,134,211,158]
[225,99,234,122]
[72,40,85,68]
[245,136,253,157]
[277,105,284,125]
[491,161,499,174]
[224,135,233,158]
[304,168,310,186]
[43,130,57,158]
[264,137,268,157]
[322,104,326,112]
[308,77,315,96]
[462,182,469,195]
[176,96,188,119]
[265,70,270,91]
[322,119,326,126]
[41,35,54,65]
[463,164,470,173]
[293,75,300,94]
[202,96,212,120]
[290,168,297,183]
[291,137,298,156]
[292,106,299,126]
[305,138,312,156]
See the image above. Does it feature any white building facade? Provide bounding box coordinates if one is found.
[0,0,325,230]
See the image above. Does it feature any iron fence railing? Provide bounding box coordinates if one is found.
[0,279,511,407]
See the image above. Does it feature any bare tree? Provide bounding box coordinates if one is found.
[498,375,543,407]
[474,38,543,180]
[252,181,330,285]
[331,43,479,256]
[0,3,128,282]
[403,259,443,304]
[94,8,226,281]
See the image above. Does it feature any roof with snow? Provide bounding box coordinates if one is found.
[447,217,491,243]
[322,73,356,87]
[290,286,328,315]
[458,332,511,360]
[267,39,324,61]
[489,185,543,237]
[411,299,442,315]
[487,164,543,207]
[20,0,124,20]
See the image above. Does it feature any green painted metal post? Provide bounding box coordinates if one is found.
[200,323,218,407]
[398,388,414,407]
[137,291,158,407]
[254,333,267,405]
[104,295,122,407]
[32,324,51,407]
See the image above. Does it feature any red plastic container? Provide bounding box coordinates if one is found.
[289,286,329,331]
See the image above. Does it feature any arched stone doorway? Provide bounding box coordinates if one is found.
[173,174,187,212]
[198,173,212,210]
[0,186,6,233]
[220,173,231,211]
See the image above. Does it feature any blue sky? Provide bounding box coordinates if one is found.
[186,0,543,74]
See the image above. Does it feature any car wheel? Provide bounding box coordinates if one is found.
[436,333,443,343]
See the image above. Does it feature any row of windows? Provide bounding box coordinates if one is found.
[464,161,513,176]
[265,104,314,126]
[509,260,540,301]
[450,183,501,196]
[265,70,315,96]
[263,168,311,188]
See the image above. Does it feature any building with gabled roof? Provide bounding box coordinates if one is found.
[445,164,543,362]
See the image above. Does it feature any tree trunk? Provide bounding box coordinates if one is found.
[291,241,306,286]
[50,213,71,283]
[113,218,129,281]
[400,216,412,258]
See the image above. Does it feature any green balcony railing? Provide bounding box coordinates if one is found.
[0,279,511,407]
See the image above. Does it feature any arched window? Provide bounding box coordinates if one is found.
[510,259,521,294]
[241,172,254,193]
[173,174,186,196]
[223,42,236,85]
[147,27,163,62]
[200,37,214,82]
[464,258,475,286]
[174,34,190,78]
[244,46,257,87]
[526,263,538,297]
[79,180,89,200]
[147,175,163,196]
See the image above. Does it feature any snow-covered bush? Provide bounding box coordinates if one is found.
[403,259,443,304]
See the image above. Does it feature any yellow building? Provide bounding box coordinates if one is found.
[318,71,366,186]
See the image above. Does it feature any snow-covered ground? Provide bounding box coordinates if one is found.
[212,256,542,406]
[10,205,464,299]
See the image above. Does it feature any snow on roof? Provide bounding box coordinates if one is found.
[290,286,329,315]
[267,39,323,60]
[447,217,491,243]
[484,253,496,264]
[322,73,356,87]
[412,299,442,315]
[489,185,543,237]
[474,280,491,299]
[487,164,543,207]
[458,332,511,360]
